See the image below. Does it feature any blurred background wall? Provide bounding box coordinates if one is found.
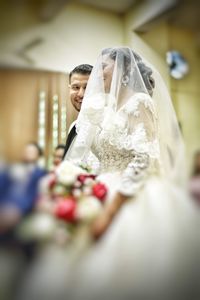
[0,0,199,170]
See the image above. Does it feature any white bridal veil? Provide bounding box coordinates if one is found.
[67,47,186,186]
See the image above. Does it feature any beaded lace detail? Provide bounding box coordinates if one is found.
[90,93,161,196]
[92,137,135,173]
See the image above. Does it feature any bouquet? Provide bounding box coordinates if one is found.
[17,161,107,244]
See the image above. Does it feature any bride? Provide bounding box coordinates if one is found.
[19,47,199,300]
[65,47,199,300]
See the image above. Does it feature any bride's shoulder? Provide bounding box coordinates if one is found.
[122,92,154,115]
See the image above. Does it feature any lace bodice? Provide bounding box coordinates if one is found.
[92,135,134,173]
[89,93,161,196]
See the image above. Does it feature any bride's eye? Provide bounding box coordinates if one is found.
[149,77,155,88]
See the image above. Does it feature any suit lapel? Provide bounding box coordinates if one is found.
[62,125,77,159]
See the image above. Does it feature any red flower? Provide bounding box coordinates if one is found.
[92,183,107,202]
[77,174,96,184]
[88,174,96,180]
[77,174,87,184]
[54,196,77,222]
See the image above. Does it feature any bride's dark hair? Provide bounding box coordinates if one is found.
[102,47,155,95]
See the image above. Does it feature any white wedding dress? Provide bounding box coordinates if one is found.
[65,92,199,300]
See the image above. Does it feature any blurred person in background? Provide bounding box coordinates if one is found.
[0,142,47,300]
[50,144,65,171]
[189,150,200,205]
[22,141,45,167]
[0,141,47,236]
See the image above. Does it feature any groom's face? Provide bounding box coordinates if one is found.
[69,73,90,112]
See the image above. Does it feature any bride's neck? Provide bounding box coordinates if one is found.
[117,87,135,110]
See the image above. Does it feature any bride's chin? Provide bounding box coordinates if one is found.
[104,87,111,94]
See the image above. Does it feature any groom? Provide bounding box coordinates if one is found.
[62,64,93,159]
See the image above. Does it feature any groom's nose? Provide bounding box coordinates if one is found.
[77,87,84,98]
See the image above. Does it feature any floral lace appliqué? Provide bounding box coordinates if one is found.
[123,92,155,117]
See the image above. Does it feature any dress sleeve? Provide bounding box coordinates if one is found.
[118,93,160,197]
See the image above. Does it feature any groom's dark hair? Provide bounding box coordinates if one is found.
[69,64,93,83]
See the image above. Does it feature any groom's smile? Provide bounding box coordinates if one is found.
[69,73,90,112]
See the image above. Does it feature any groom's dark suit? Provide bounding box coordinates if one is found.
[62,124,77,160]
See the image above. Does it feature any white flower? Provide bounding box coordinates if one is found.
[73,188,82,198]
[84,178,93,185]
[82,186,92,195]
[53,184,66,195]
[74,181,82,188]
[56,161,84,185]
[17,213,57,241]
[77,197,102,222]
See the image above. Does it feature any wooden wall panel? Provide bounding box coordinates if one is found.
[0,69,69,163]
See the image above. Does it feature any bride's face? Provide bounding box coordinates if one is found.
[102,55,115,93]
